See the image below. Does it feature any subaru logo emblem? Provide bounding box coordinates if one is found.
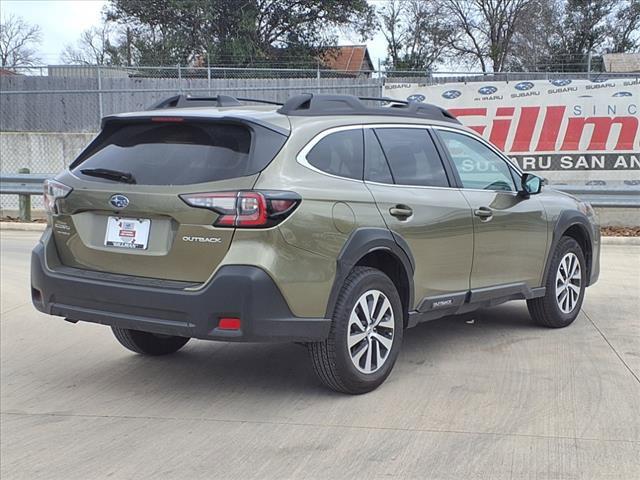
[478,86,497,95]
[407,94,425,103]
[110,194,129,209]
[442,90,461,99]
[550,79,571,87]
[613,91,632,97]
[515,81,534,91]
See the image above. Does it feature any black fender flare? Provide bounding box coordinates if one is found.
[324,228,415,318]
[543,209,595,286]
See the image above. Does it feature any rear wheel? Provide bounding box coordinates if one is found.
[111,327,190,355]
[527,236,586,328]
[309,267,404,394]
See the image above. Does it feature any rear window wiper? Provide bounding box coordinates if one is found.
[80,168,136,184]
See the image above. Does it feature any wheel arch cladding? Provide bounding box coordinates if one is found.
[325,228,415,327]
[545,210,594,287]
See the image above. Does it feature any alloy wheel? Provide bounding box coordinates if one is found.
[347,289,395,374]
[555,252,582,314]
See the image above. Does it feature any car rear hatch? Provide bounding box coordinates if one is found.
[49,114,288,283]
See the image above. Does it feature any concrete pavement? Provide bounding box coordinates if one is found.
[1,230,639,479]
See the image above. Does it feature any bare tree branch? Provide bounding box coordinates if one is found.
[0,14,42,69]
[379,0,452,71]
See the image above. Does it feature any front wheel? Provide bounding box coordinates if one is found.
[112,327,190,355]
[527,236,586,328]
[309,267,404,394]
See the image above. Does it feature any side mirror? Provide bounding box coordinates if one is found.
[520,173,542,196]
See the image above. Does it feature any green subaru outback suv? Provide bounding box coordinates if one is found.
[32,94,600,394]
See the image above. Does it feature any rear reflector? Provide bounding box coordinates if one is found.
[218,317,241,330]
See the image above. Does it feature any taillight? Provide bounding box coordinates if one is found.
[180,190,300,228]
[43,179,72,214]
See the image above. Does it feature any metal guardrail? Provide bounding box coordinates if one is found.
[1,173,639,221]
[0,173,49,195]
[549,185,640,208]
[0,172,50,221]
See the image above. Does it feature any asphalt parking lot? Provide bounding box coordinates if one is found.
[1,230,638,480]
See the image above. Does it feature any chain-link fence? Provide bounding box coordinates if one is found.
[0,65,383,211]
[3,65,634,134]
[1,64,638,212]
[1,65,383,133]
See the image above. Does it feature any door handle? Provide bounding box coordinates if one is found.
[474,207,493,219]
[389,205,413,219]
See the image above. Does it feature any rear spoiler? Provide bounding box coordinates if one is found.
[99,114,289,136]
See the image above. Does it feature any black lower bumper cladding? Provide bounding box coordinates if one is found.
[31,234,330,342]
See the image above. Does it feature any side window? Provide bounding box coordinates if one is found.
[438,130,516,192]
[374,128,449,187]
[364,129,393,184]
[306,129,363,180]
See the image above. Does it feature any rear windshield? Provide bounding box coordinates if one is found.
[71,121,286,185]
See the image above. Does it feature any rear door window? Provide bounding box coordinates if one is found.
[71,121,286,185]
[364,129,394,184]
[306,129,363,180]
[374,128,449,187]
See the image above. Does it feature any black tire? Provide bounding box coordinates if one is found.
[111,327,190,355]
[527,236,586,328]
[309,267,404,394]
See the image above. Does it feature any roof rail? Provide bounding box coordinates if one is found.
[147,94,283,110]
[277,94,460,123]
[357,96,409,105]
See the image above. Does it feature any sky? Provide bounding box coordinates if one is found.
[1,0,388,67]
[2,0,107,64]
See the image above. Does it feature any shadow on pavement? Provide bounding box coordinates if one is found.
[45,301,547,400]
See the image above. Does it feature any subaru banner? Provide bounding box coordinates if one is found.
[384,78,640,182]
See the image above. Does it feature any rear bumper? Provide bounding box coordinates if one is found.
[31,232,330,342]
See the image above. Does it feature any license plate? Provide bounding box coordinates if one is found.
[105,216,151,250]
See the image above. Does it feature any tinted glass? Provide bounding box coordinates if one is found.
[306,129,363,180]
[439,130,516,191]
[364,129,393,184]
[72,122,285,185]
[374,128,449,187]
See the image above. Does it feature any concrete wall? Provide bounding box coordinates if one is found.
[0,132,94,210]
[0,131,95,173]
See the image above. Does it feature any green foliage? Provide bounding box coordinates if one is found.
[104,0,376,66]
[379,0,640,73]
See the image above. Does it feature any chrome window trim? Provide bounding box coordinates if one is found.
[295,125,365,184]
[296,123,524,194]
[296,123,451,186]
[364,180,458,191]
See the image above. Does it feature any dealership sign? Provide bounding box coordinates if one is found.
[384,78,639,172]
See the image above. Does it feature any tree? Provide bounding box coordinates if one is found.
[507,0,564,71]
[539,0,640,71]
[608,0,640,53]
[441,0,536,72]
[104,0,376,66]
[509,0,639,72]
[379,0,451,71]
[0,14,42,69]
[555,0,613,57]
[61,22,118,65]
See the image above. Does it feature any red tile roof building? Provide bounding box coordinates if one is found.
[321,45,374,77]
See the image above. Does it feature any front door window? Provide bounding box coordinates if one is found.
[438,130,516,192]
